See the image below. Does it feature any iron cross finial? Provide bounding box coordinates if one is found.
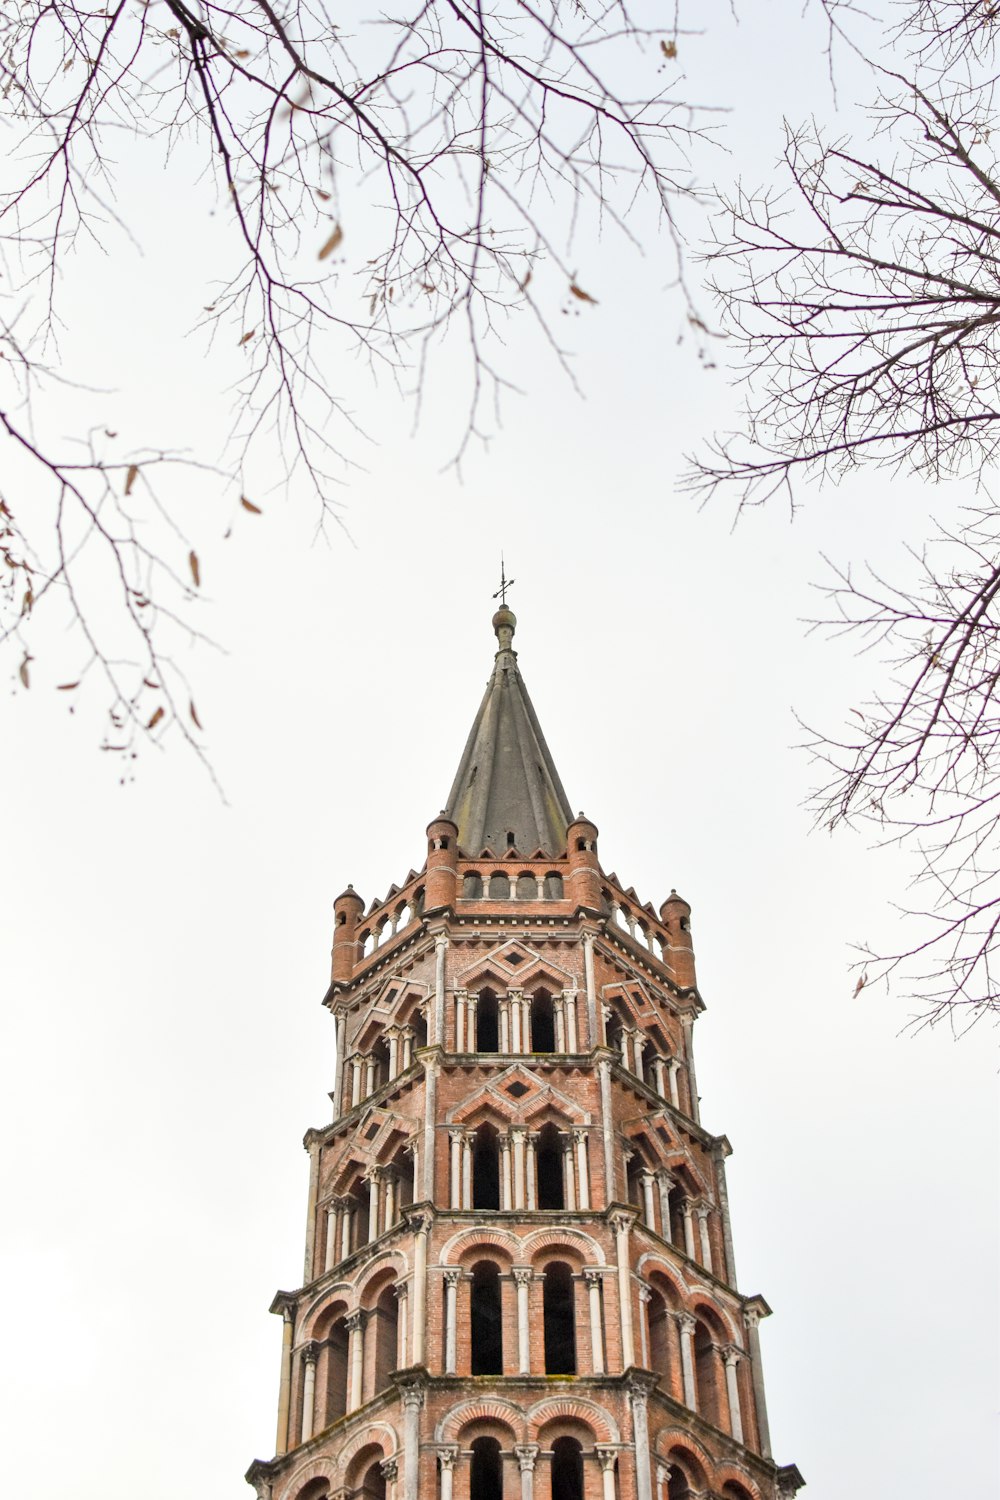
[492,555,516,607]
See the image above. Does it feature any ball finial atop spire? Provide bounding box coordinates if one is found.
[491,554,517,651]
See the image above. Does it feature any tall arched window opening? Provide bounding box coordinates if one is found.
[477,990,499,1053]
[544,872,564,898]
[648,1288,671,1380]
[516,872,536,899]
[542,1262,577,1374]
[470,1437,503,1500]
[463,872,484,898]
[488,873,510,899]
[323,1315,349,1423]
[372,1285,399,1394]
[470,1260,503,1374]
[667,1472,692,1500]
[357,1461,386,1500]
[626,1154,645,1219]
[550,1437,584,1500]
[694,1320,722,1427]
[531,990,556,1053]
[472,1123,501,1210]
[536,1123,565,1210]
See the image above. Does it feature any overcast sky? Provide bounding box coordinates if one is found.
[1,4,997,1498]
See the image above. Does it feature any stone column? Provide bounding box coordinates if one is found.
[434,934,448,1046]
[449,1131,463,1209]
[565,988,579,1051]
[525,1132,538,1209]
[364,1055,377,1097]
[682,1199,696,1260]
[395,1281,409,1369]
[651,1055,666,1098]
[400,1379,424,1500]
[514,1267,532,1373]
[387,1026,400,1079]
[618,1028,631,1069]
[554,994,566,1052]
[303,1132,321,1282]
[340,1200,354,1261]
[596,1449,618,1500]
[367,1167,382,1242]
[521,994,532,1051]
[512,1128,527,1208]
[655,1462,672,1500]
[401,1026,414,1072]
[300,1342,318,1443]
[515,1445,539,1500]
[640,1169,657,1231]
[584,1269,605,1374]
[712,1138,737,1286]
[501,1132,513,1210]
[351,1054,363,1108]
[383,1168,398,1232]
[638,1285,651,1368]
[423,1056,437,1200]
[345,1311,365,1411]
[724,1346,744,1443]
[444,1269,460,1373]
[628,1375,655,1500]
[455,989,467,1052]
[462,1132,474,1209]
[583,931,598,1047]
[333,1007,348,1117]
[324,1203,339,1273]
[677,1313,696,1407]
[274,1301,295,1457]
[411,1214,430,1366]
[437,1447,458,1500]
[598,1055,615,1203]
[574,1130,591,1210]
[510,988,523,1051]
[467,993,478,1052]
[681,1015,700,1123]
[696,1204,713,1272]
[744,1301,773,1457]
[498,996,511,1052]
[632,1030,646,1082]
[656,1173,674,1243]
[667,1058,680,1110]
[562,1132,577,1209]
[611,1211,635,1367]
[380,1458,398,1500]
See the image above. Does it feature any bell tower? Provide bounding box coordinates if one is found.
[246,607,803,1500]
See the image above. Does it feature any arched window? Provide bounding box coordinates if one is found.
[668,1184,687,1247]
[647,1287,671,1380]
[470,1436,503,1500]
[551,1436,584,1500]
[544,872,564,898]
[626,1153,646,1218]
[477,989,499,1052]
[488,872,510,899]
[323,1315,349,1423]
[470,1260,503,1374]
[409,1008,428,1051]
[372,1037,390,1091]
[297,1480,331,1500]
[694,1320,723,1427]
[371,1285,399,1394]
[542,1262,577,1374]
[357,1460,386,1500]
[472,1123,500,1210]
[463,872,483,898]
[531,990,556,1053]
[392,1148,415,1211]
[535,1123,564,1210]
[667,1472,691,1500]
[516,872,536,899]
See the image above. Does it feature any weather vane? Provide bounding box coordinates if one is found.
[493,555,516,607]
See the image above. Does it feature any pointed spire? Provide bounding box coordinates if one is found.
[445,606,573,857]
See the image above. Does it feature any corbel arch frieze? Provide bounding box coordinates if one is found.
[525,1395,619,1445]
[437,1396,527,1445]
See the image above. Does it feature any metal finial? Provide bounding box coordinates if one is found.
[492,554,516,608]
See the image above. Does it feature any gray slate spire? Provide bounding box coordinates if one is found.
[445,606,573,857]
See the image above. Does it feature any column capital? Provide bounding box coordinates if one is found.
[582,1266,605,1286]
[609,1207,637,1234]
[638,1284,652,1305]
[723,1343,743,1367]
[572,1126,589,1144]
[454,985,469,999]
[676,1311,696,1334]
[595,1448,618,1473]
[743,1294,772,1327]
[301,1339,320,1365]
[395,1372,427,1409]
[437,1445,459,1471]
[442,1267,462,1288]
[694,1201,712,1220]
[449,1128,465,1144]
[393,1280,409,1302]
[508,985,524,1000]
[514,1444,539,1472]
[343,1310,365,1334]
[512,1266,534,1286]
[380,1458,398,1483]
[626,1368,657,1401]
[434,933,449,951]
[365,1164,383,1184]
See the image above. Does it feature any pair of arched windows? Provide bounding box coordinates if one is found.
[465,1258,576,1375]
[470,1121,569,1210]
[467,1438,583,1500]
[461,872,564,899]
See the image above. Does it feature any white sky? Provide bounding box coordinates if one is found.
[1,4,997,1498]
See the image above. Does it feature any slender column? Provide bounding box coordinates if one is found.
[449,1131,463,1209]
[387,1026,400,1078]
[401,1026,414,1071]
[501,1132,513,1210]
[618,1029,631,1069]
[640,1169,657,1231]
[724,1346,745,1443]
[461,1132,473,1209]
[651,1056,666,1098]
[655,1463,672,1500]
[632,1030,646,1082]
[600,1003,612,1047]
[682,1198,696,1259]
[629,1377,654,1500]
[381,1458,398,1500]
[696,1204,713,1271]
[345,1312,365,1411]
[744,1302,773,1457]
[498,997,511,1052]
[324,1204,339,1273]
[583,931,598,1046]
[333,1007,348,1117]
[400,1381,424,1500]
[384,1169,398,1232]
[303,1134,321,1281]
[515,1445,539,1500]
[681,1015,700,1123]
[574,1130,591,1211]
[638,1285,651,1368]
[394,1282,409,1369]
[351,1055,363,1108]
[562,1133,577,1209]
[514,1268,532,1373]
[656,1173,673,1243]
[521,995,531,1050]
[300,1343,318,1443]
[411,1214,430,1365]
[537,874,547,899]
[455,989,467,1053]
[667,1058,681,1110]
[596,1449,618,1500]
[444,1270,460,1373]
[422,1057,436,1199]
[611,1211,635,1367]
[512,1128,527,1208]
[677,1313,697,1407]
[408,1139,419,1201]
[367,1168,382,1242]
[274,1302,295,1457]
[712,1139,738,1285]
[554,996,566,1052]
[598,1057,615,1203]
[434,934,447,1046]
[564,989,579,1051]
[510,988,523,1051]
[365,1056,377,1097]
[520,1132,534,1210]
[437,1447,458,1500]
[584,1269,605,1373]
[340,1201,354,1261]
[467,994,478,1052]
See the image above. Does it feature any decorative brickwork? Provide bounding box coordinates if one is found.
[246,609,803,1500]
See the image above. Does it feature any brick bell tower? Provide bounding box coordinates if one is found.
[246,605,804,1500]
